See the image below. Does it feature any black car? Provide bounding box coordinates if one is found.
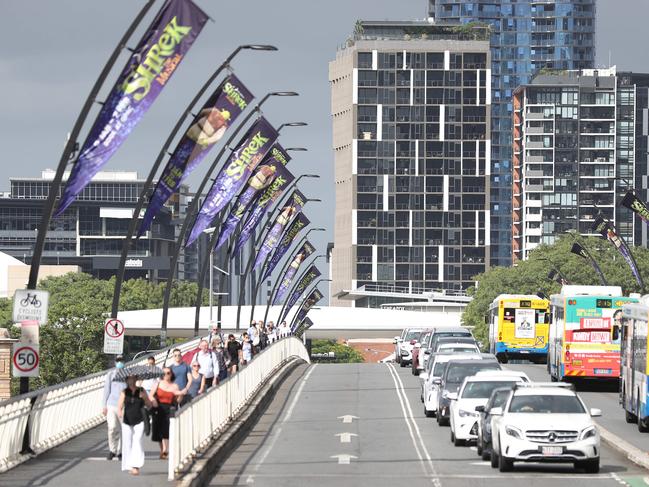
[435,358,501,426]
[475,387,513,461]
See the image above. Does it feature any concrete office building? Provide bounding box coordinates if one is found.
[329,21,491,307]
[0,170,196,282]
[513,67,649,259]
[428,0,596,266]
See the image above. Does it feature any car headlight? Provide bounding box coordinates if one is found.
[505,425,523,439]
[580,426,597,440]
[459,409,478,418]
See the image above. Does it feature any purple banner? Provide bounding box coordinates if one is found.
[263,213,310,279]
[186,117,279,246]
[214,144,291,250]
[292,289,324,332]
[592,216,643,288]
[273,241,315,305]
[138,74,253,236]
[279,265,321,324]
[234,169,295,254]
[252,191,306,270]
[56,0,209,216]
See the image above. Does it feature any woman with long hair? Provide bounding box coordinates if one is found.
[149,367,186,459]
[117,375,153,476]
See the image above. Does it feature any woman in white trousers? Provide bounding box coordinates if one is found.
[118,375,152,475]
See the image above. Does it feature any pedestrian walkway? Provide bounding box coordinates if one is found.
[1,423,168,487]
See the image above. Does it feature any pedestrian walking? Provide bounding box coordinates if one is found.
[186,362,205,399]
[247,321,259,353]
[259,321,268,350]
[208,323,225,346]
[149,367,185,459]
[211,337,228,383]
[117,375,152,476]
[268,321,277,343]
[102,355,126,460]
[169,348,190,403]
[241,333,253,365]
[191,339,219,389]
[226,334,241,375]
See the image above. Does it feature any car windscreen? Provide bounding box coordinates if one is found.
[461,381,517,399]
[508,394,585,414]
[439,346,478,353]
[433,362,447,377]
[490,390,511,409]
[445,363,500,384]
[437,332,471,339]
[405,330,422,341]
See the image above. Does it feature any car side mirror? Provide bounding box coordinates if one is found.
[419,372,428,380]
[393,339,398,344]
[490,407,503,416]
[475,405,485,412]
[590,408,602,417]
[447,392,458,401]
[424,349,431,355]
[433,378,442,386]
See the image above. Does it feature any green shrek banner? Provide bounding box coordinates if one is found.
[56,0,209,215]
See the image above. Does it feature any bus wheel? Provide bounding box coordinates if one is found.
[638,399,649,433]
[497,353,508,364]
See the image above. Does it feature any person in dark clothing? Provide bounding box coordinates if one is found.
[226,334,242,375]
[118,375,152,476]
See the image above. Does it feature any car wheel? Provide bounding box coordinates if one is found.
[453,434,464,447]
[576,458,599,474]
[450,430,455,443]
[498,451,513,472]
[476,441,483,456]
[481,445,491,461]
[438,415,449,427]
[424,406,433,418]
[626,409,637,423]
[638,399,649,432]
[490,448,499,468]
[413,368,419,376]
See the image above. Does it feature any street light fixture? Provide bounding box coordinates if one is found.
[278,122,308,131]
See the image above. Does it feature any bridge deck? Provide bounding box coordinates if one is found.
[1,421,168,486]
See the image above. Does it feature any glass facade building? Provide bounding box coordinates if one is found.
[0,170,196,282]
[513,68,649,258]
[429,0,596,266]
[329,22,491,306]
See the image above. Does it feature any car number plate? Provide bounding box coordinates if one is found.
[594,368,612,375]
[541,446,563,456]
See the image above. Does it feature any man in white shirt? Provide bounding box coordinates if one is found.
[191,339,219,389]
[247,321,259,353]
[280,321,289,338]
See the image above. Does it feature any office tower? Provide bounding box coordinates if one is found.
[329,21,491,307]
[429,0,596,266]
[513,67,649,258]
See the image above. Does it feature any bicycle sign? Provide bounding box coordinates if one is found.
[13,289,49,325]
[12,343,39,377]
[103,318,125,355]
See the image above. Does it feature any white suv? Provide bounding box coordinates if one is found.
[449,371,529,446]
[490,383,601,473]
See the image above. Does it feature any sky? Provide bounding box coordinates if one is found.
[1,0,649,287]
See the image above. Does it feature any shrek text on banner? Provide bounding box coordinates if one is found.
[138,74,253,236]
[56,0,209,215]
[186,117,278,246]
[263,213,310,279]
[273,241,315,305]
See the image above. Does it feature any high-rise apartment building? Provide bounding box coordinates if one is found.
[513,67,649,258]
[329,21,491,306]
[429,0,596,266]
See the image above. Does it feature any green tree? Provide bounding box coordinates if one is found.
[310,339,365,363]
[463,234,649,346]
[8,273,209,390]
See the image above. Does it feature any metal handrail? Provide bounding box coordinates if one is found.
[168,336,310,480]
[0,335,204,473]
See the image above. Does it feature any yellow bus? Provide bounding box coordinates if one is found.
[488,294,550,363]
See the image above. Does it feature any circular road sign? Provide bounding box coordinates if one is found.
[13,345,39,373]
[105,319,125,339]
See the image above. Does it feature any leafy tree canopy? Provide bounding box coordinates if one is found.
[310,339,365,363]
[463,234,649,346]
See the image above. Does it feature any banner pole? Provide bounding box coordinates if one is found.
[27,0,156,295]
[110,45,276,320]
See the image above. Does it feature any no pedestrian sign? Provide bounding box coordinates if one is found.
[12,343,40,377]
[103,318,125,355]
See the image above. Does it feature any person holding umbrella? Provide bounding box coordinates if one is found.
[117,374,154,476]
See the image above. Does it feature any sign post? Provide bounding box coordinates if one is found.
[13,289,49,325]
[103,318,125,355]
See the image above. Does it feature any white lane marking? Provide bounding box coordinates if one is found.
[610,472,628,486]
[386,363,441,487]
[338,414,359,423]
[248,364,318,482]
[86,457,111,461]
[331,454,357,464]
[469,461,490,466]
[335,432,358,443]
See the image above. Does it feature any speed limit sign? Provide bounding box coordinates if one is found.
[12,342,39,377]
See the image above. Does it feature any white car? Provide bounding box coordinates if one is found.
[490,383,601,473]
[396,328,427,367]
[449,372,529,446]
[420,352,481,417]
[437,342,480,354]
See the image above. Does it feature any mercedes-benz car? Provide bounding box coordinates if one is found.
[490,383,601,473]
